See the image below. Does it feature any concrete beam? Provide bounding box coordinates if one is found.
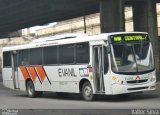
[100,0,125,33]
[133,0,160,80]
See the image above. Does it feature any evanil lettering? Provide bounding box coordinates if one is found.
[58,68,77,77]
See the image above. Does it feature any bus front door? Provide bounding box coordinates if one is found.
[93,46,105,93]
[11,52,19,89]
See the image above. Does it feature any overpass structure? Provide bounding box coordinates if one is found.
[0,0,159,80]
[0,0,158,34]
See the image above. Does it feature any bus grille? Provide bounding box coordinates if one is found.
[128,87,148,91]
[127,79,148,84]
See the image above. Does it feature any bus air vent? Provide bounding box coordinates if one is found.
[127,79,148,84]
[127,87,148,91]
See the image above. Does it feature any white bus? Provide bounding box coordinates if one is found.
[2,32,156,101]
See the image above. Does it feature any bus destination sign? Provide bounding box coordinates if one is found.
[110,34,149,43]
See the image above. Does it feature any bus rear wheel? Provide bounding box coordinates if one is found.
[26,80,43,98]
[82,82,94,101]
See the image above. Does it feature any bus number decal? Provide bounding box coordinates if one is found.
[79,68,89,77]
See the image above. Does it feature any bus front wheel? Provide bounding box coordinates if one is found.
[82,82,94,101]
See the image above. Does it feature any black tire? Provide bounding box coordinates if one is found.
[26,80,42,98]
[82,82,94,101]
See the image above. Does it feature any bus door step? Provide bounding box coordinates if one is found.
[96,91,105,94]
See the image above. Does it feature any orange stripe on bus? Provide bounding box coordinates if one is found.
[35,66,46,82]
[27,67,37,81]
[20,66,30,80]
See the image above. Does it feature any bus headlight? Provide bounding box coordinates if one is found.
[112,76,124,84]
[150,76,156,82]
[112,76,117,81]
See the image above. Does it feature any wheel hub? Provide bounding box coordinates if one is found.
[84,86,92,97]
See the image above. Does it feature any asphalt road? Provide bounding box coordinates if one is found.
[0,82,160,115]
[0,82,160,110]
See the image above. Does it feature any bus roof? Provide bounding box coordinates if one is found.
[2,32,148,52]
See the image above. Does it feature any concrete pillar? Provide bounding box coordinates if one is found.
[133,0,159,80]
[100,0,125,33]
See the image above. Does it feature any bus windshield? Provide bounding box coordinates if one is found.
[109,34,155,74]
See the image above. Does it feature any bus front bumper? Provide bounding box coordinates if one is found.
[111,81,156,95]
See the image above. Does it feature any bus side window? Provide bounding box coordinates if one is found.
[104,46,109,74]
[3,51,11,67]
[76,42,89,64]
[19,50,29,66]
[30,48,42,65]
[59,44,75,64]
[43,46,58,65]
